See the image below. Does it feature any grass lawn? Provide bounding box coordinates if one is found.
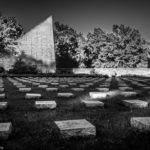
[1,76,150,150]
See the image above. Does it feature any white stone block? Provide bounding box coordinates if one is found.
[121,91,138,97]
[89,92,108,99]
[57,93,74,98]
[51,83,59,85]
[25,93,41,99]
[123,100,148,108]
[38,85,48,88]
[46,88,58,92]
[19,88,31,92]
[55,119,96,138]
[32,82,40,86]
[35,101,56,109]
[82,100,104,108]
[0,94,5,99]
[119,87,133,91]
[71,88,85,92]
[0,122,12,139]
[0,102,8,110]
[59,85,69,88]
[131,117,150,130]
[96,88,109,92]
[0,88,4,92]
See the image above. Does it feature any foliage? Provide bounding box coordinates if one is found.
[0,14,23,57]
[9,58,38,74]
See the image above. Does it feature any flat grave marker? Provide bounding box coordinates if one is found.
[0,122,12,139]
[57,93,74,98]
[71,88,85,92]
[82,100,104,108]
[35,101,56,109]
[19,88,31,92]
[46,88,58,92]
[55,119,96,138]
[25,93,41,99]
[0,102,8,110]
[123,100,148,108]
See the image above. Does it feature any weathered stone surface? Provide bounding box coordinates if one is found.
[0,102,8,110]
[69,83,77,86]
[71,88,85,92]
[51,83,59,85]
[79,85,90,88]
[131,117,150,130]
[19,88,31,92]
[59,85,69,88]
[96,88,109,92]
[82,100,104,108]
[35,101,56,109]
[123,100,148,108]
[0,94,5,99]
[25,93,41,99]
[0,122,12,139]
[89,92,108,99]
[121,91,138,97]
[119,87,133,91]
[32,82,40,86]
[57,93,74,98]
[16,85,26,88]
[55,119,96,138]
[0,88,4,92]
[46,88,58,92]
[38,85,48,88]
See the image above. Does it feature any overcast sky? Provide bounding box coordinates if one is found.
[0,0,150,40]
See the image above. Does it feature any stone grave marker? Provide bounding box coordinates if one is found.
[0,94,5,99]
[57,93,74,98]
[0,102,8,110]
[0,122,12,139]
[71,88,85,92]
[0,88,4,92]
[131,117,150,130]
[19,88,31,92]
[123,100,148,108]
[55,119,96,138]
[38,85,48,88]
[96,88,109,92]
[82,100,104,108]
[35,101,56,109]
[46,88,58,92]
[25,93,41,99]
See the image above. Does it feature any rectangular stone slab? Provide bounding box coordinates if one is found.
[0,94,5,99]
[38,85,48,88]
[55,119,96,138]
[89,92,108,99]
[82,100,104,107]
[25,93,41,99]
[16,85,26,88]
[71,88,85,92]
[32,82,40,86]
[19,88,31,92]
[96,88,109,92]
[0,122,12,139]
[35,101,56,109]
[79,85,90,88]
[123,100,148,108]
[51,83,59,85]
[46,88,58,92]
[57,93,74,98]
[121,91,138,97]
[119,87,133,91]
[131,117,150,130]
[69,83,77,86]
[0,88,4,92]
[59,85,69,88]
[0,102,8,110]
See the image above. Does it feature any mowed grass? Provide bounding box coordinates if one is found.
[1,76,150,150]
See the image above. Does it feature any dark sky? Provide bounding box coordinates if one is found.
[0,0,150,40]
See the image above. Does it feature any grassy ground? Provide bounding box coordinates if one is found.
[1,76,150,150]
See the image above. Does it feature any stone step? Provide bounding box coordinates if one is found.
[55,119,96,138]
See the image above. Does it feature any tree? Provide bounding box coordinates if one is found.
[54,22,80,68]
[0,15,23,57]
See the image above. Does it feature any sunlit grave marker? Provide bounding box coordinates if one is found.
[0,122,12,139]
[19,88,31,92]
[55,119,96,138]
[82,100,104,108]
[131,117,150,131]
[123,100,148,108]
[71,88,84,92]
[0,94,5,99]
[38,85,48,88]
[0,102,8,110]
[57,93,74,98]
[46,88,58,92]
[35,101,56,109]
[25,93,41,99]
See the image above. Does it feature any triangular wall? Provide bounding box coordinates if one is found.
[16,16,56,73]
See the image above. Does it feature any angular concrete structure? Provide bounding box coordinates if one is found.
[0,16,56,73]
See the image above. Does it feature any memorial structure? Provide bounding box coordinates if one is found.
[0,16,56,73]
